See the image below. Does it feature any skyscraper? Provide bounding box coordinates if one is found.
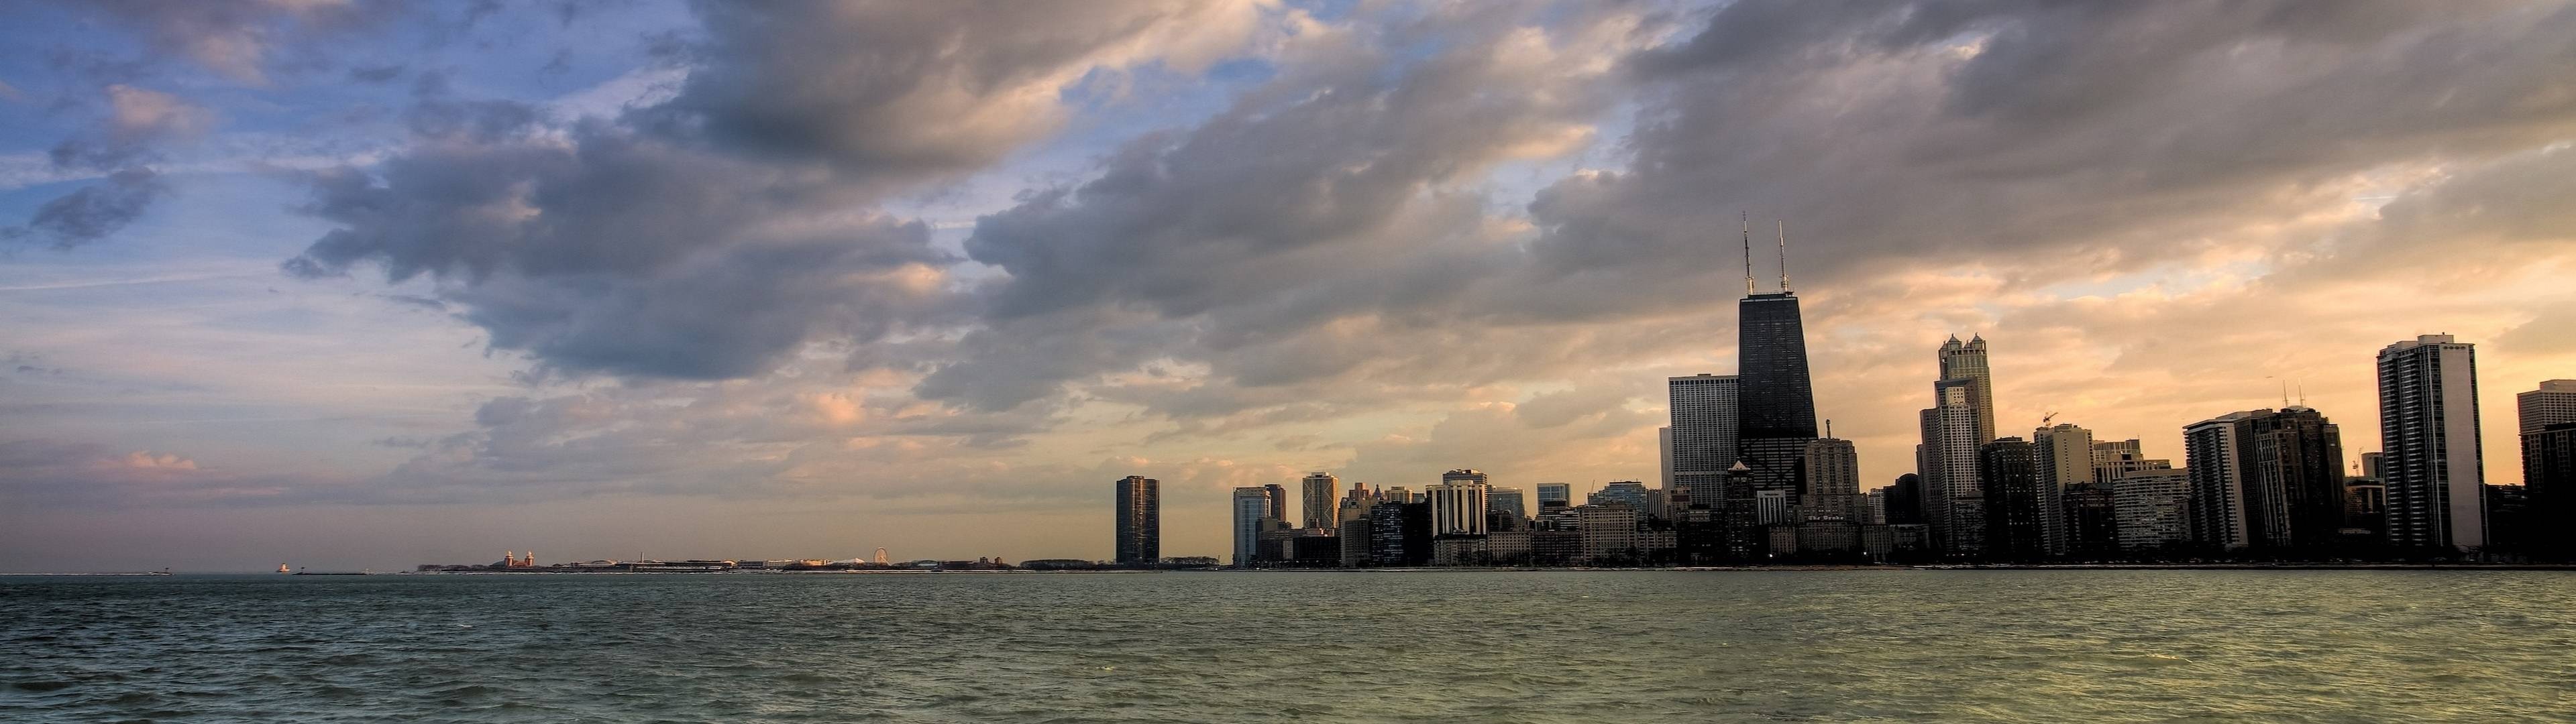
[1939,335,1998,442]
[2527,422,2576,557]
[1231,487,1272,566]
[1803,437,1862,522]
[1301,472,1341,530]
[1979,437,2044,560]
[1668,373,1740,497]
[2184,412,2256,550]
[1883,473,1923,525]
[1737,291,1819,502]
[2522,381,2576,555]
[1114,475,1161,565]
[1429,475,1490,537]
[1263,483,1291,526]
[2377,335,2487,550]
[1922,375,1988,556]
[2522,380,2576,435]
[2031,423,2094,556]
[2243,406,2347,549]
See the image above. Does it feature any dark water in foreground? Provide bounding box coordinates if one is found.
[4,570,2573,722]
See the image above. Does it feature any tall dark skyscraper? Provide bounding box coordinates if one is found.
[1737,293,1819,441]
[1114,475,1161,564]
[1979,437,2045,560]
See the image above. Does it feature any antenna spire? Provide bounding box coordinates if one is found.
[2281,380,2290,408]
[1741,212,1754,296]
[1776,220,1791,292]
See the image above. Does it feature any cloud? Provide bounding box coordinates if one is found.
[931,4,1648,411]
[78,0,405,85]
[279,1,1277,383]
[645,1,1267,181]
[3,168,171,249]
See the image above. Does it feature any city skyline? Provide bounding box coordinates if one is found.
[6,1,2576,571]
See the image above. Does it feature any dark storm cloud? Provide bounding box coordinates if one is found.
[645,1,1259,180]
[4,168,170,250]
[932,5,1629,411]
[1526,1,2576,296]
[281,1,1260,381]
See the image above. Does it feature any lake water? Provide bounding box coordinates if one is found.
[4,570,2573,722]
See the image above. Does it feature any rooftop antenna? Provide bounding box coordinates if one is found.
[2297,383,2306,407]
[1825,419,1833,438]
[1741,211,1755,296]
[2281,380,2290,408]
[1776,219,1791,293]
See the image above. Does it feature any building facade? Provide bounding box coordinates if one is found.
[1231,486,1273,566]
[1301,472,1341,530]
[1979,437,2045,560]
[1430,475,1491,537]
[1114,475,1161,564]
[2184,412,2257,550]
[2377,335,2487,550]
[2114,468,2193,551]
[1669,373,1741,497]
[2031,423,2094,556]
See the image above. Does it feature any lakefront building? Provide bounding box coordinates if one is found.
[2377,335,2487,550]
[1114,475,1161,565]
[1231,486,1272,566]
[1300,472,1342,530]
[1669,373,1741,499]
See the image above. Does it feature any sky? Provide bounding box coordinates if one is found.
[3,1,2573,572]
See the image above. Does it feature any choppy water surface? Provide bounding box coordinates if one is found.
[5,570,2573,722]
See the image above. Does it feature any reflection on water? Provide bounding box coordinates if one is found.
[4,570,2573,722]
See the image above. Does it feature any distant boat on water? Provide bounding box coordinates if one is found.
[278,564,291,574]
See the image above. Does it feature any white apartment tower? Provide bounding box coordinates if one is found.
[1668,374,1740,495]
[2377,335,2487,550]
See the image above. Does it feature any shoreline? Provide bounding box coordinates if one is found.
[11,563,2573,576]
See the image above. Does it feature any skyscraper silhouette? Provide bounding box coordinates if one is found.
[1114,475,1161,564]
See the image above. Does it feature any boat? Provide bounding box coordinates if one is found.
[278,564,291,574]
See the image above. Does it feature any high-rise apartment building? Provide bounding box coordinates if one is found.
[1669,373,1741,496]
[1301,472,1341,530]
[2184,412,2257,550]
[1114,475,1161,565]
[2377,335,2487,550]
[1430,473,1491,537]
[2520,380,2576,434]
[1922,375,1988,556]
[2031,424,2094,556]
[2243,406,2347,548]
[1979,437,2044,560]
[1804,437,1862,522]
[2114,468,2192,551]
[1883,473,1922,525]
[2528,423,2576,556]
[2523,381,2576,554]
[1230,486,1272,566]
